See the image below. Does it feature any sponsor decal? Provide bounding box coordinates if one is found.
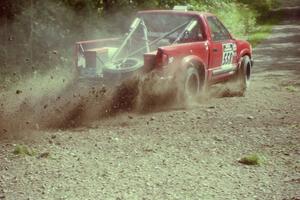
[222,43,235,65]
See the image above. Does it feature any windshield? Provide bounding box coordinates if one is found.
[109,13,199,68]
[142,13,195,39]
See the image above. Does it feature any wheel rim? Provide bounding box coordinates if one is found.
[104,58,143,73]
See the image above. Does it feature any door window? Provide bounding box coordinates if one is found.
[207,16,231,41]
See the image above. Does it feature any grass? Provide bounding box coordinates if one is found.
[285,85,298,92]
[247,15,282,47]
[238,154,265,166]
[13,144,36,156]
[248,24,274,47]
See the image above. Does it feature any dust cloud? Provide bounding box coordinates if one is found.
[0,69,187,135]
[0,64,246,138]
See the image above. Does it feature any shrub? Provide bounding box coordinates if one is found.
[237,0,279,16]
[13,144,35,156]
[238,154,265,165]
[190,1,257,38]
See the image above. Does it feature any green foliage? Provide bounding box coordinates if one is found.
[58,0,279,38]
[285,85,298,92]
[190,1,257,38]
[237,0,280,17]
[13,144,35,156]
[239,154,265,165]
[248,24,273,46]
[248,14,282,46]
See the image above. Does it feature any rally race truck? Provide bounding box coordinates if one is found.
[75,6,253,97]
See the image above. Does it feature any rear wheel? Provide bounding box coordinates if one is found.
[184,67,200,99]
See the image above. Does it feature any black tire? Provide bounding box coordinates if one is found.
[102,58,143,86]
[236,55,251,96]
[184,67,200,99]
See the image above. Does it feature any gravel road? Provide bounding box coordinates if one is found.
[0,2,300,200]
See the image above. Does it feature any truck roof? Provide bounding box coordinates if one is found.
[137,10,213,18]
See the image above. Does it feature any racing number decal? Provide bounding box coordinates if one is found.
[222,43,235,65]
[212,43,237,76]
[223,51,233,65]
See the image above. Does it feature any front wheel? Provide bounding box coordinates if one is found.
[236,56,251,96]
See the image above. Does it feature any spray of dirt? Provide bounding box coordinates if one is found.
[0,68,191,136]
[0,65,246,140]
[59,69,248,129]
[54,70,187,129]
[0,67,77,136]
[208,81,245,98]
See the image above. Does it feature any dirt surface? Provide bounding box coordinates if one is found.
[1,2,300,200]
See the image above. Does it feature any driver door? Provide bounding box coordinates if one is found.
[207,16,237,80]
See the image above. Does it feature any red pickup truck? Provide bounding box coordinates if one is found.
[75,8,253,97]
